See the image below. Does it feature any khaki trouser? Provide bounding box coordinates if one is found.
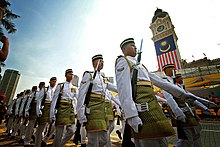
[175,124,202,147]
[11,117,21,136]
[87,130,107,147]
[106,120,115,147]
[24,119,35,145]
[134,137,168,147]
[6,116,14,134]
[81,125,87,144]
[35,123,48,147]
[19,118,27,139]
[42,123,55,143]
[53,124,75,147]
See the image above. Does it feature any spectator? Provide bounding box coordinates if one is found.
[0,36,9,62]
[0,93,7,124]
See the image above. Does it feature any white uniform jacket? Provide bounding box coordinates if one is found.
[25,91,37,117]
[162,76,185,118]
[115,56,200,119]
[19,95,29,117]
[7,99,16,115]
[50,81,77,120]
[15,97,22,116]
[77,71,118,123]
[36,86,56,117]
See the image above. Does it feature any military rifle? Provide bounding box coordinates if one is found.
[40,87,49,112]
[131,38,143,99]
[84,60,100,107]
[46,84,64,137]
[83,60,100,125]
[16,98,24,124]
[22,94,31,126]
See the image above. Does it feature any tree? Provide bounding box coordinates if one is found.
[0,0,20,36]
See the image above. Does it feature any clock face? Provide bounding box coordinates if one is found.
[157,25,165,32]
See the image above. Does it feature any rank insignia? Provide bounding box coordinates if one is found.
[117,67,124,72]
[81,81,86,84]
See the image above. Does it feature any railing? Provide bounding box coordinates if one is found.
[178,65,220,78]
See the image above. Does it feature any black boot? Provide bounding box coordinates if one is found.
[73,133,81,145]
[41,141,47,147]
[31,135,35,143]
[73,120,81,145]
[18,138,24,143]
[81,143,87,147]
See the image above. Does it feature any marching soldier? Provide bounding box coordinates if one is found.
[24,84,43,146]
[115,38,176,146]
[11,91,24,139]
[77,54,117,147]
[0,93,7,124]
[18,89,31,143]
[50,69,77,147]
[164,69,209,147]
[35,77,57,147]
[6,96,17,135]
[162,64,188,125]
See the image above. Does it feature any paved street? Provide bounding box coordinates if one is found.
[0,121,220,147]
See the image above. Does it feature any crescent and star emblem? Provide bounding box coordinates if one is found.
[159,41,170,53]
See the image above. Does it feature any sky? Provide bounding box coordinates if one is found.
[1,0,220,96]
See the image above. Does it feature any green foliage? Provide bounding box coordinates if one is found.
[0,0,20,36]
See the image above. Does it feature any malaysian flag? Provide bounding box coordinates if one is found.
[154,35,181,71]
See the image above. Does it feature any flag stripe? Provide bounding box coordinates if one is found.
[157,50,181,71]
[157,56,162,71]
[170,51,175,66]
[166,52,170,64]
[173,50,181,69]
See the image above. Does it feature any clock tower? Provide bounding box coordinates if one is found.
[150,8,182,71]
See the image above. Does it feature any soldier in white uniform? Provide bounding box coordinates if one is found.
[18,89,31,143]
[24,84,44,146]
[77,54,117,147]
[6,96,17,136]
[50,69,77,147]
[11,91,25,138]
[163,66,210,147]
[116,38,215,147]
[116,38,181,147]
[35,77,57,147]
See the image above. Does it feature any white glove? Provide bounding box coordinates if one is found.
[177,115,186,123]
[127,116,143,133]
[203,109,211,115]
[50,116,56,123]
[25,112,29,118]
[38,110,42,117]
[79,117,87,125]
[175,108,186,123]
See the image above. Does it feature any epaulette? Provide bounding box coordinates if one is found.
[58,83,65,93]
[115,55,123,65]
[83,71,93,76]
[115,55,133,73]
[162,77,167,79]
[44,86,49,94]
[83,71,93,80]
[58,82,64,85]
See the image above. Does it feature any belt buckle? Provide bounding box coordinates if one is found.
[181,107,189,112]
[141,102,149,112]
[136,102,149,112]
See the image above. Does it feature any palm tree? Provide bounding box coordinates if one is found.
[0,0,20,36]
